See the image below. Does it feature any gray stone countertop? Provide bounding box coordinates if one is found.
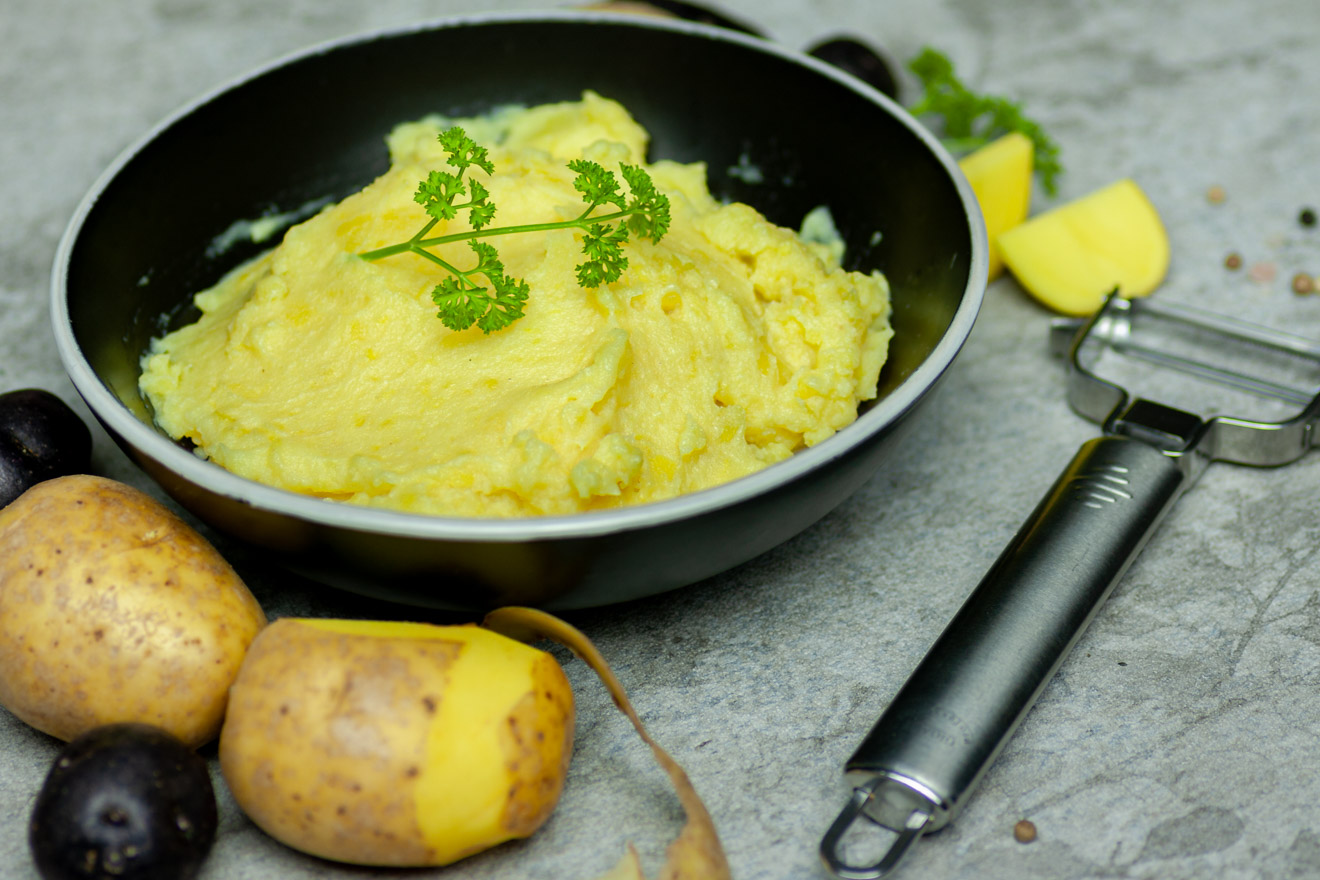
[3,1,1320,878]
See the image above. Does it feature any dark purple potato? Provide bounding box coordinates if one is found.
[0,388,93,508]
[598,5,900,100]
[605,0,765,36]
[807,37,900,101]
[29,723,218,880]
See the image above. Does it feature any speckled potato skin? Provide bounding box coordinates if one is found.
[0,474,267,747]
[218,618,575,867]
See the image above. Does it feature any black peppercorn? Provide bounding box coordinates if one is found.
[1301,207,1317,228]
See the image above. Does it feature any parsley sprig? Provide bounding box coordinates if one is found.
[907,47,1063,195]
[358,126,671,333]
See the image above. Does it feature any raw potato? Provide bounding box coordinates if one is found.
[28,722,219,880]
[998,177,1170,315]
[219,618,575,867]
[0,475,266,747]
[958,131,1034,281]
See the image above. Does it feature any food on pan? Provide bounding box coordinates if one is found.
[0,475,267,748]
[998,177,1169,315]
[138,92,892,518]
[218,618,573,867]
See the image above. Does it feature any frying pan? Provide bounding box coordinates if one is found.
[51,11,986,610]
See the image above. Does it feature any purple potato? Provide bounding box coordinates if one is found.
[28,723,217,880]
[0,388,93,508]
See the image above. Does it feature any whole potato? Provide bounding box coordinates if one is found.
[0,388,93,509]
[29,722,219,880]
[219,618,574,867]
[0,475,266,747]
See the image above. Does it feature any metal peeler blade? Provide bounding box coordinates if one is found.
[820,292,1320,879]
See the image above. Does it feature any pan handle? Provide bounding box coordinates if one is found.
[822,435,1190,878]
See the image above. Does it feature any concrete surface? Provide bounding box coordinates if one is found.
[3,0,1320,878]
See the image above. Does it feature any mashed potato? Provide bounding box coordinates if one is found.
[139,93,892,518]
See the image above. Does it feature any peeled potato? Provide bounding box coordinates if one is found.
[0,475,266,747]
[218,618,574,867]
[998,177,1170,315]
[959,131,1034,281]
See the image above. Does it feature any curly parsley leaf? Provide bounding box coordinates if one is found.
[907,46,1063,195]
[577,222,630,288]
[430,240,529,333]
[360,125,671,334]
[620,163,671,241]
[438,127,494,175]
[569,159,628,212]
[414,170,466,222]
[465,179,496,230]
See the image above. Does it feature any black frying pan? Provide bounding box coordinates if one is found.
[53,11,986,610]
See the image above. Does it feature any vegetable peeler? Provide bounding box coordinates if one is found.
[820,292,1320,878]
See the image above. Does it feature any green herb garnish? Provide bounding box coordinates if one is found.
[907,47,1063,195]
[358,126,670,333]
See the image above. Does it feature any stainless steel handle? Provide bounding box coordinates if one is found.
[822,435,1190,878]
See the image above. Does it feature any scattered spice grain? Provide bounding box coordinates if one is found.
[1249,262,1277,283]
[1292,273,1316,295]
[1014,819,1038,843]
[1206,185,1227,204]
[1224,252,1243,270]
[1300,207,1317,228]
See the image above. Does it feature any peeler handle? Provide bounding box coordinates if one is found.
[823,435,1189,878]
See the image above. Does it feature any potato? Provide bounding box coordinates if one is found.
[998,177,1170,315]
[0,474,266,748]
[958,131,1034,281]
[29,722,219,880]
[218,618,575,867]
[0,387,93,509]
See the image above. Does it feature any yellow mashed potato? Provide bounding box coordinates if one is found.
[139,93,892,518]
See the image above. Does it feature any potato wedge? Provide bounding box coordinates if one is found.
[0,475,266,748]
[959,131,1034,281]
[218,618,574,867]
[998,177,1170,315]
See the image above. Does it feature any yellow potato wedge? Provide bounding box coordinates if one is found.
[959,131,1034,281]
[998,178,1170,315]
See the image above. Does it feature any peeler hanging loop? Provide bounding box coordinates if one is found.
[820,778,933,880]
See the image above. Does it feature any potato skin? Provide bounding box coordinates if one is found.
[0,475,267,747]
[219,618,574,867]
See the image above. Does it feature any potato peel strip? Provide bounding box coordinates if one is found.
[482,607,732,880]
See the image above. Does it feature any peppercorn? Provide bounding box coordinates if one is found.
[1300,207,1317,228]
[1014,819,1037,843]
[1224,252,1243,270]
[1206,185,1226,204]
[1292,273,1316,295]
